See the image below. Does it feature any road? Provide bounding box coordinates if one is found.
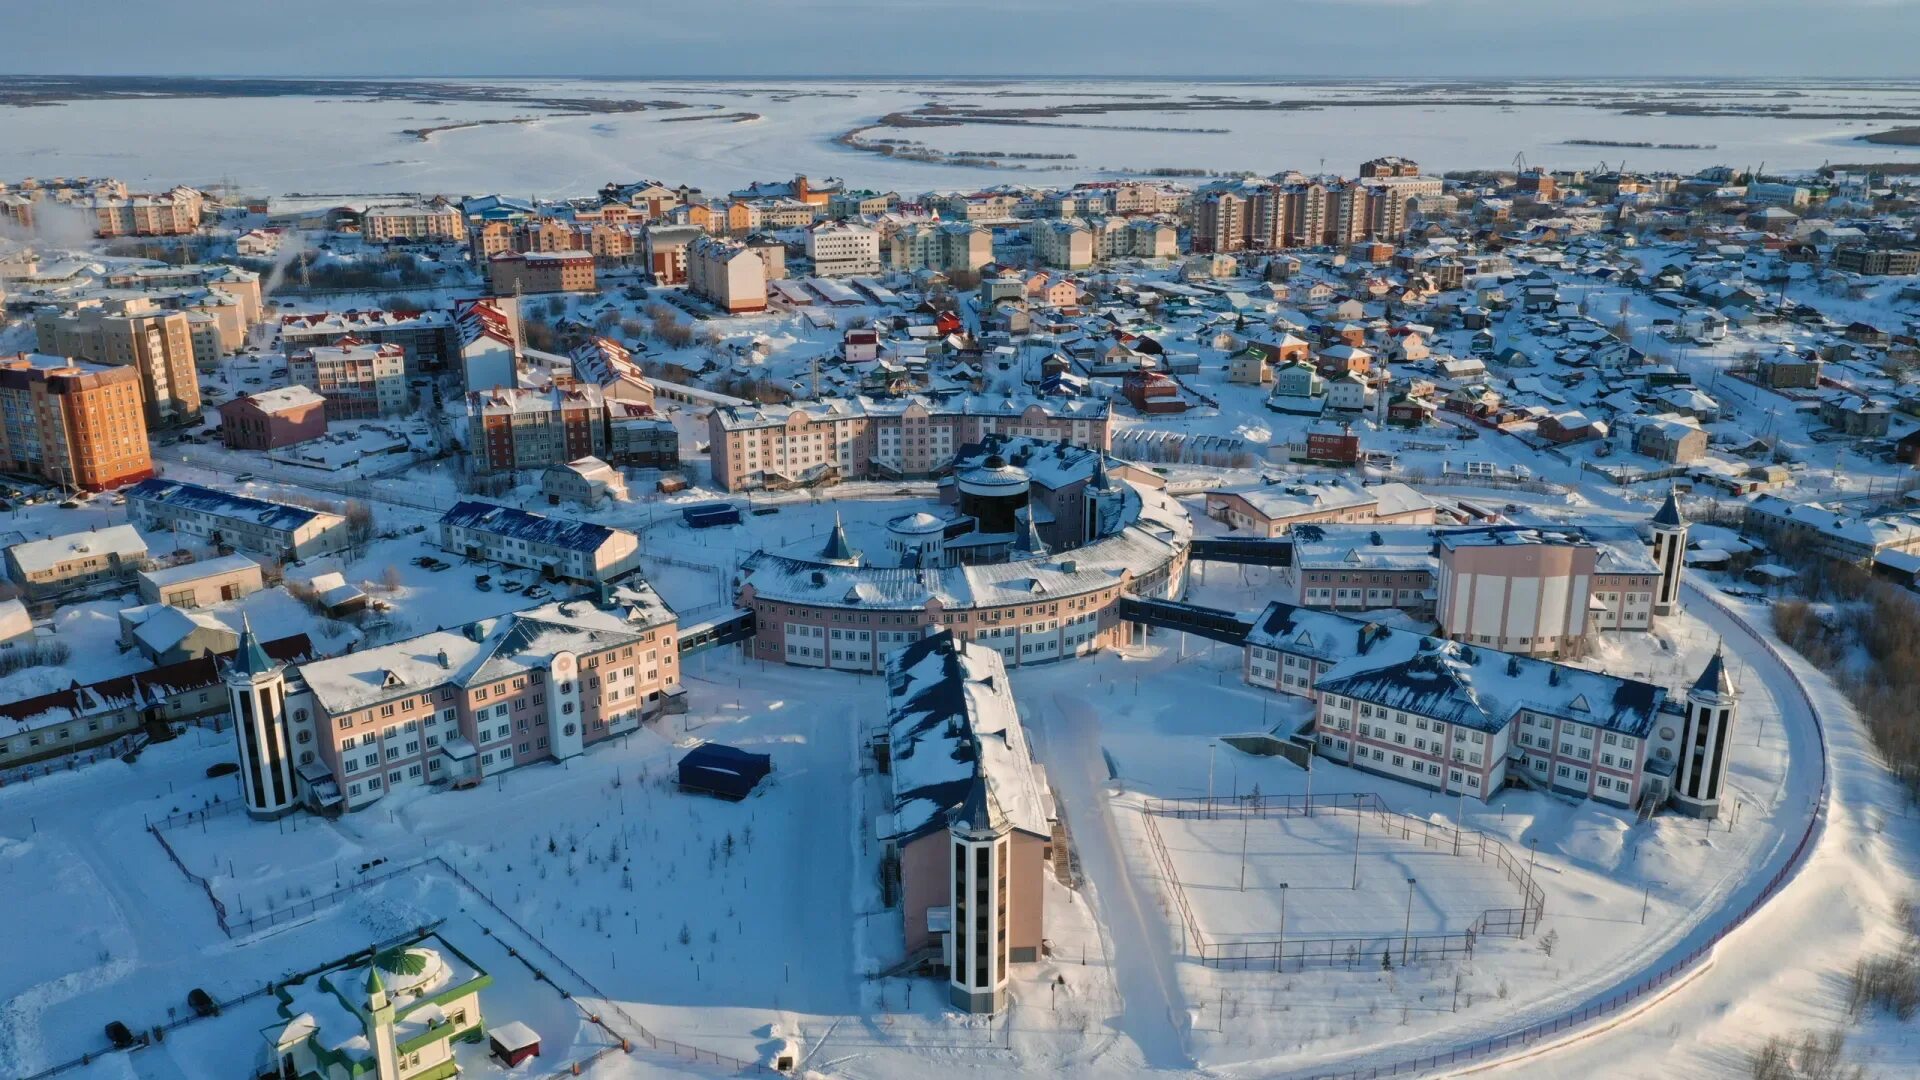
[1037,692,1193,1072]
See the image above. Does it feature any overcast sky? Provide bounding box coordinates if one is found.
[5,0,1918,79]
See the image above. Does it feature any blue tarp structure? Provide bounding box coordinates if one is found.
[677,743,772,800]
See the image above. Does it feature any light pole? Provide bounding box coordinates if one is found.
[1641,879,1666,925]
[1304,754,1314,818]
[1208,739,1217,812]
[1402,876,1417,967]
[1351,804,1362,890]
[1524,837,1540,931]
[1277,882,1289,972]
[1239,802,1250,891]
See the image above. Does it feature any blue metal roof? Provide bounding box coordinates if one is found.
[440,501,617,553]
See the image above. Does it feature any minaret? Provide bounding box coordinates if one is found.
[1672,648,1737,819]
[1014,508,1050,557]
[948,770,1011,1014]
[1650,489,1688,618]
[226,614,297,818]
[364,958,401,1080]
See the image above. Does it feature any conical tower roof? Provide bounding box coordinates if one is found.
[230,612,275,679]
[1014,510,1049,556]
[1653,488,1686,529]
[365,957,387,1001]
[820,513,860,564]
[1693,647,1734,697]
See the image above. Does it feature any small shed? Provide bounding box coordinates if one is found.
[489,1021,541,1067]
[677,743,772,801]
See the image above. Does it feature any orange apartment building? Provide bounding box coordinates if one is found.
[92,187,203,237]
[488,251,597,294]
[0,353,154,490]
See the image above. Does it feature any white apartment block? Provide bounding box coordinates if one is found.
[805,221,882,277]
[686,236,769,314]
[361,201,466,243]
[438,501,642,584]
[125,479,351,563]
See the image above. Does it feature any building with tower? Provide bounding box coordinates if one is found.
[226,616,299,819]
[262,931,495,1080]
[1650,490,1688,617]
[877,631,1054,1014]
[1673,649,1737,819]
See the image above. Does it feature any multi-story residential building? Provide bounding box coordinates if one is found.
[0,191,33,230]
[0,353,153,490]
[566,337,655,406]
[287,336,409,419]
[360,199,465,243]
[1742,496,1920,566]
[465,385,607,473]
[1026,219,1095,270]
[33,297,201,425]
[1241,600,1699,811]
[804,221,881,276]
[641,224,708,284]
[125,479,352,562]
[4,524,149,600]
[242,582,675,814]
[709,393,1111,492]
[879,631,1054,1013]
[455,298,518,394]
[828,189,895,218]
[278,309,460,374]
[1204,477,1435,537]
[1359,156,1422,178]
[686,235,769,313]
[217,385,328,450]
[92,186,203,237]
[105,263,264,324]
[887,221,993,274]
[1833,246,1920,276]
[437,501,642,584]
[488,251,597,294]
[606,401,679,469]
[1089,217,1178,261]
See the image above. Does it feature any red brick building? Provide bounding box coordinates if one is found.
[1122,371,1186,415]
[217,386,328,450]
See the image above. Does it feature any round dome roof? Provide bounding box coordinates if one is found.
[957,461,1030,489]
[889,512,946,535]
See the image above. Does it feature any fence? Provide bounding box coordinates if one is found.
[0,735,137,787]
[1137,791,1546,970]
[1288,583,1831,1078]
[16,924,435,1080]
[145,832,781,1079]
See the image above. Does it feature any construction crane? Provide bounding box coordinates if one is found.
[1513,151,1528,177]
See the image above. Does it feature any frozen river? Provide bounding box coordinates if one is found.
[3,77,1919,198]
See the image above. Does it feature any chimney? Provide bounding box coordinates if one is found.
[437,649,449,668]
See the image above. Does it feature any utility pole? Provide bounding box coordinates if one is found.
[1402,876,1417,967]
[1277,882,1289,973]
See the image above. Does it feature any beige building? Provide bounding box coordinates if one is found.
[92,186,203,237]
[288,336,409,419]
[709,393,1110,492]
[136,553,265,608]
[888,222,993,274]
[1026,219,1095,270]
[34,296,201,425]
[880,632,1053,1014]
[5,524,149,600]
[488,251,597,294]
[360,200,465,243]
[687,235,769,314]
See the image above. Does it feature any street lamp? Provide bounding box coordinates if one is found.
[1276,882,1290,973]
[1351,804,1363,890]
[1239,802,1250,891]
[1402,877,1418,967]
[1641,879,1667,925]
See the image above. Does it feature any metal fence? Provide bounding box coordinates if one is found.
[1138,791,1546,970]
[1287,584,1831,1078]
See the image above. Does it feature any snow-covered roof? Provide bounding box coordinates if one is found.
[230,384,325,415]
[1212,476,1431,524]
[881,631,1050,844]
[296,584,673,716]
[126,479,339,532]
[138,553,260,589]
[1250,601,1666,737]
[711,391,1107,432]
[6,524,148,576]
[439,501,629,554]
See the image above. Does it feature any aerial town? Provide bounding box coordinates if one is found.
[5,72,1920,1080]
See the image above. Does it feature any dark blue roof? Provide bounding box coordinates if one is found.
[440,501,617,552]
[677,743,772,799]
[127,479,325,532]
